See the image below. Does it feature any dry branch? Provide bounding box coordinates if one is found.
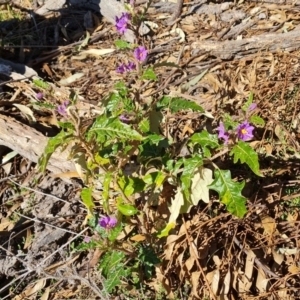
[192,25,300,59]
[0,114,75,174]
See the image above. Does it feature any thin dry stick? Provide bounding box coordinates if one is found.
[233,236,292,288]
[182,216,217,300]
[42,273,109,300]
[16,212,80,236]
[8,178,87,212]
[0,271,33,299]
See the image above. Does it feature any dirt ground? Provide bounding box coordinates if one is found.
[1,0,300,299]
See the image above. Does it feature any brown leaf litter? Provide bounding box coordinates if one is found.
[1,0,300,299]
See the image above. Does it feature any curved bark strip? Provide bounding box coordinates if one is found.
[0,114,75,174]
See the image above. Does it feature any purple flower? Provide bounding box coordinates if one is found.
[237,121,255,141]
[119,114,130,123]
[57,100,70,116]
[115,12,131,34]
[133,46,148,62]
[84,236,91,243]
[126,61,136,71]
[116,61,136,73]
[36,92,43,100]
[99,216,117,229]
[116,63,127,74]
[248,103,257,111]
[216,122,229,144]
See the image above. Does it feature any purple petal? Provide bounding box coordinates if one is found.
[99,216,117,229]
[216,122,229,144]
[119,114,130,123]
[84,236,91,243]
[126,61,136,71]
[57,100,70,116]
[116,63,127,74]
[36,92,43,100]
[248,103,257,111]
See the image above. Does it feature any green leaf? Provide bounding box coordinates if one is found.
[139,118,150,133]
[209,170,247,218]
[223,113,239,129]
[139,136,169,159]
[80,187,95,216]
[115,39,131,49]
[242,91,254,111]
[33,79,50,89]
[145,134,166,145]
[157,96,204,113]
[87,116,143,143]
[57,121,74,130]
[250,115,265,127]
[143,171,165,188]
[38,130,72,172]
[157,222,175,238]
[165,158,183,175]
[230,141,262,177]
[108,222,123,241]
[100,250,130,293]
[117,203,138,216]
[118,176,145,197]
[142,67,157,81]
[189,131,219,157]
[180,156,203,200]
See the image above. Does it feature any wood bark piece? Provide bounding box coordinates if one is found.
[0,114,75,174]
[191,26,300,60]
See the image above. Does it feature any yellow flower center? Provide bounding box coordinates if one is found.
[241,128,248,134]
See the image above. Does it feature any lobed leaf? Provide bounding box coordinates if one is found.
[38,130,72,172]
[209,169,247,218]
[80,187,95,217]
[250,115,265,127]
[230,141,262,177]
[157,96,204,113]
[142,67,157,81]
[100,250,130,293]
[115,39,131,49]
[87,116,143,143]
[189,131,219,157]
